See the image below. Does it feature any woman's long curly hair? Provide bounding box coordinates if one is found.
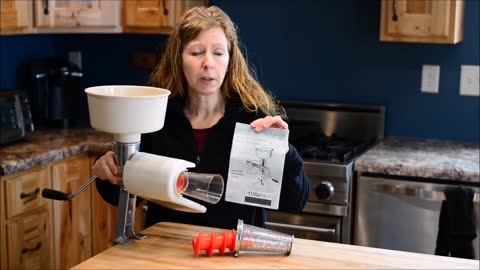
[149,6,280,116]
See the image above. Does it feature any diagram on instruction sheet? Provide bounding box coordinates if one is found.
[246,147,279,187]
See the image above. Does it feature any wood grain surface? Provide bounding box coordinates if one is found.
[73,222,479,269]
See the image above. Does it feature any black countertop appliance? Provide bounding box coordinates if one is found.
[0,90,34,144]
[28,59,84,129]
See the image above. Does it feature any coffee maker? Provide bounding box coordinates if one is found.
[28,59,84,128]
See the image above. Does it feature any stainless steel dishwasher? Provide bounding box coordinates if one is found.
[354,176,480,259]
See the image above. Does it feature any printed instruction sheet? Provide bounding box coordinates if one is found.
[225,123,289,209]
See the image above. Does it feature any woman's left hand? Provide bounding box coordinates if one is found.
[250,115,288,132]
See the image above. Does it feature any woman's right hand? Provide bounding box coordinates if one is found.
[93,151,121,184]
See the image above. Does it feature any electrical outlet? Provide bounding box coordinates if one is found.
[421,65,440,94]
[68,51,82,70]
[460,65,480,96]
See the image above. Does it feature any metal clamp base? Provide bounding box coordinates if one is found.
[112,140,146,245]
[113,188,147,245]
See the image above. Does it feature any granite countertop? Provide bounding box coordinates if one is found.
[0,128,113,176]
[354,137,480,183]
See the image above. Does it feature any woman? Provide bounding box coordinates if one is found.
[94,6,310,230]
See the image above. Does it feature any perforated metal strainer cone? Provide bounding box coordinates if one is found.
[234,219,294,256]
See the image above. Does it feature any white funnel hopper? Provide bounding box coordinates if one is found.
[85,85,171,143]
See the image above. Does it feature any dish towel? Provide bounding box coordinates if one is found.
[435,186,477,259]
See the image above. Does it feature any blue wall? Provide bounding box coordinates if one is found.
[0,0,478,142]
[0,34,167,89]
[0,35,55,89]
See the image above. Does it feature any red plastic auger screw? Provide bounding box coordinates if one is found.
[192,229,237,256]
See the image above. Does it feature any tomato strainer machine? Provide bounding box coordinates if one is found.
[42,85,224,245]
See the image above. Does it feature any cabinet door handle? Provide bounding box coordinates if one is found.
[22,242,42,254]
[162,0,169,16]
[20,187,40,201]
[265,221,336,234]
[43,0,49,15]
[392,0,399,21]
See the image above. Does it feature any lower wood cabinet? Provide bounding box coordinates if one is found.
[91,185,117,255]
[6,210,53,269]
[51,154,91,269]
[90,155,117,255]
[0,153,147,269]
[0,218,6,270]
[0,165,53,269]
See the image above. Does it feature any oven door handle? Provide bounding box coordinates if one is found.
[265,221,336,234]
[372,183,480,204]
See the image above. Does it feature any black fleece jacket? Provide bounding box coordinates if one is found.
[96,96,310,230]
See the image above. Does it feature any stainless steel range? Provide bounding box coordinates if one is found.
[265,101,385,244]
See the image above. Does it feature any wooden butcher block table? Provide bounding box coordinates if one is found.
[72,222,479,269]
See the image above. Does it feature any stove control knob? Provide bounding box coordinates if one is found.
[315,181,334,200]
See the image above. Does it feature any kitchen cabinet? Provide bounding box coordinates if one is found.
[90,156,117,255]
[91,182,117,255]
[0,156,147,268]
[0,128,116,268]
[123,0,207,34]
[0,213,5,270]
[2,0,207,35]
[380,0,464,44]
[0,156,91,269]
[0,166,54,269]
[6,210,52,269]
[34,0,121,33]
[51,154,91,269]
[0,0,31,35]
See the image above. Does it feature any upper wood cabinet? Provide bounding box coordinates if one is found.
[0,0,31,35]
[2,0,208,35]
[380,0,464,44]
[123,0,207,34]
[34,0,121,33]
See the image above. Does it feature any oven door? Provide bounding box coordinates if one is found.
[266,210,341,242]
